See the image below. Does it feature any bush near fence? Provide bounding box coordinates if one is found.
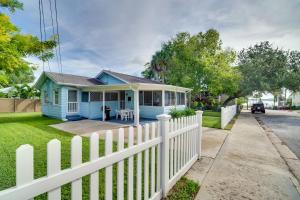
[0,98,41,113]
[0,111,203,200]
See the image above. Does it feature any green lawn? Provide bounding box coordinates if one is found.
[202,111,221,129]
[167,177,199,200]
[0,112,114,199]
[0,112,194,199]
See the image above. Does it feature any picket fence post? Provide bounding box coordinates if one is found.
[221,107,225,129]
[157,114,171,197]
[196,111,203,159]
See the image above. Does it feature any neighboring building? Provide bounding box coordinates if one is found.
[291,92,300,107]
[35,70,191,125]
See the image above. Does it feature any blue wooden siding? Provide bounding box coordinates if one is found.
[125,90,134,109]
[96,73,125,84]
[40,77,187,121]
[140,106,164,119]
[41,78,62,119]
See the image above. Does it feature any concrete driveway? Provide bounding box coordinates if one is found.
[254,110,300,159]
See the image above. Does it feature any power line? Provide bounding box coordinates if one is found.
[38,0,45,71]
[48,0,60,73]
[53,0,63,73]
[40,0,51,72]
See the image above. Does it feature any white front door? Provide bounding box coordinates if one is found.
[68,90,78,113]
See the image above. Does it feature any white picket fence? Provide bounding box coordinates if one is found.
[221,105,237,129]
[0,111,203,200]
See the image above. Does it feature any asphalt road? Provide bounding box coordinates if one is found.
[254,110,300,159]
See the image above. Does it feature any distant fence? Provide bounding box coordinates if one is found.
[221,105,237,129]
[0,98,41,113]
[0,111,203,200]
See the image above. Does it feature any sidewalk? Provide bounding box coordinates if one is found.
[194,111,300,200]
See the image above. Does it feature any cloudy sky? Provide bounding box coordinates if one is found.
[6,0,300,79]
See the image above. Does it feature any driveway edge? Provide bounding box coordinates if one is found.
[255,116,300,193]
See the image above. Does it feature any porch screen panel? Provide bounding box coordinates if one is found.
[165,91,175,106]
[105,92,118,101]
[171,91,175,105]
[144,91,153,106]
[68,90,77,102]
[165,91,170,106]
[176,92,185,105]
[90,92,103,102]
[153,91,162,106]
[181,92,185,105]
[139,91,143,105]
[81,92,89,102]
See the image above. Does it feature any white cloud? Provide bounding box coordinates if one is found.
[12,0,300,80]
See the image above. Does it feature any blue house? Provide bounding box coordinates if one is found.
[35,70,191,125]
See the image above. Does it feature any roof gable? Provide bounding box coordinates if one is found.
[96,70,162,85]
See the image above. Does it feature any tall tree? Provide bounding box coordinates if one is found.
[224,41,300,106]
[0,0,56,87]
[143,29,240,99]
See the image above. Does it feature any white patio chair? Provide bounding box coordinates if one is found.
[120,110,128,121]
[115,110,120,119]
[128,110,134,120]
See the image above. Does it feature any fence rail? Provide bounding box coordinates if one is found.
[221,105,237,129]
[0,111,203,200]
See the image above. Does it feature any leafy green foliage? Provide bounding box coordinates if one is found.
[0,0,23,12]
[238,41,287,97]
[0,0,56,87]
[230,41,300,103]
[167,177,200,200]
[169,108,196,118]
[143,29,240,98]
[7,84,40,98]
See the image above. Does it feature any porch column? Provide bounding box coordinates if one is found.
[162,90,165,107]
[102,91,105,121]
[184,92,187,107]
[134,90,139,126]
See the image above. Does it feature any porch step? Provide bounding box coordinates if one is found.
[66,115,85,121]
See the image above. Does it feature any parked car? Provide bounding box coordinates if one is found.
[251,103,265,113]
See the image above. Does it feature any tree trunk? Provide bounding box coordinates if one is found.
[222,96,237,107]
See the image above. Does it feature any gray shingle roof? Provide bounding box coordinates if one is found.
[46,72,103,86]
[102,70,162,84]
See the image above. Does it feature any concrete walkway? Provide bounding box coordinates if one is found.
[195,111,300,200]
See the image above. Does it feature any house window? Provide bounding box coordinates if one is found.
[105,92,118,101]
[176,92,185,105]
[90,92,103,101]
[139,90,162,106]
[153,91,162,106]
[165,91,176,106]
[81,92,89,102]
[143,91,153,106]
[53,89,59,105]
[44,90,49,103]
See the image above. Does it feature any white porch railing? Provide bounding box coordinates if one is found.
[68,102,78,113]
[0,111,203,200]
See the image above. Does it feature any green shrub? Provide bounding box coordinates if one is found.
[169,108,184,118]
[169,108,196,118]
[183,108,196,116]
